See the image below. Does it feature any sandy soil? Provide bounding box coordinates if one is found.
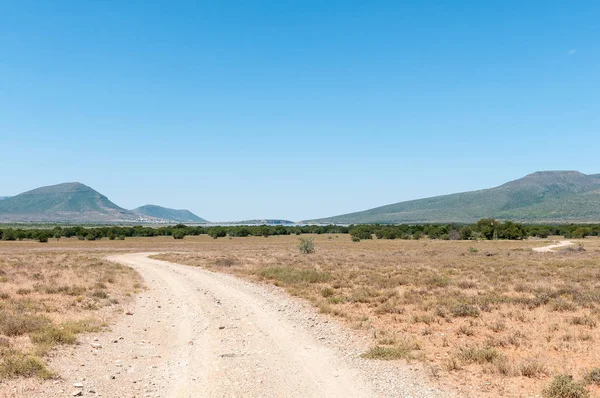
[532,240,574,252]
[10,253,453,398]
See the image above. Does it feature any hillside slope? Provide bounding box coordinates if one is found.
[133,205,207,223]
[307,171,600,224]
[0,182,146,222]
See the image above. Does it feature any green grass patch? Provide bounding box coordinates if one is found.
[458,345,501,364]
[543,375,589,398]
[0,351,53,379]
[257,266,331,284]
[362,339,421,360]
[30,327,77,345]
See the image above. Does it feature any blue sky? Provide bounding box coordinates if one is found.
[1,1,598,221]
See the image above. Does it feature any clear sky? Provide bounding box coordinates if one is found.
[1,1,598,221]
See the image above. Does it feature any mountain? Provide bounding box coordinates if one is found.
[0,182,150,223]
[133,205,207,223]
[307,171,600,224]
[0,197,8,201]
[235,219,295,225]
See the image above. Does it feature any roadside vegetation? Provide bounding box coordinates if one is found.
[154,235,600,398]
[0,252,142,379]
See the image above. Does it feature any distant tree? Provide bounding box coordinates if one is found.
[257,226,270,238]
[207,227,226,239]
[476,218,500,240]
[3,229,16,241]
[349,225,373,240]
[459,226,473,240]
[36,231,52,243]
[172,229,186,240]
[572,227,593,239]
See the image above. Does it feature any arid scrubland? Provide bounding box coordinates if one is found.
[2,235,600,397]
[0,248,143,381]
[155,235,600,397]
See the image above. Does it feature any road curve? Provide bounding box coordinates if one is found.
[110,252,377,397]
[103,253,448,398]
[532,240,573,253]
[25,253,450,398]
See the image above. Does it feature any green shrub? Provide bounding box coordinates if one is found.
[31,327,77,345]
[257,266,330,284]
[0,353,53,379]
[172,229,186,240]
[543,375,589,398]
[451,303,480,317]
[298,237,315,254]
[458,346,500,364]
[362,340,421,360]
[584,368,600,386]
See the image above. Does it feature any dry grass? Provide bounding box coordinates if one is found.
[3,234,600,396]
[0,250,142,379]
[152,234,600,397]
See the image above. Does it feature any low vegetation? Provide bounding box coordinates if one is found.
[0,251,142,380]
[298,237,315,254]
[543,375,589,398]
[2,231,600,396]
[3,219,600,243]
[154,234,600,398]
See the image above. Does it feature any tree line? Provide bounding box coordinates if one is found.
[1,220,599,243]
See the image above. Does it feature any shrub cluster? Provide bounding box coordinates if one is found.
[2,219,600,242]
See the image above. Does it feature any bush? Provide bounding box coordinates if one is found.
[30,327,77,345]
[584,368,600,386]
[543,375,589,398]
[36,231,51,243]
[458,345,500,364]
[207,227,226,239]
[298,237,314,254]
[451,303,480,317]
[362,340,421,360]
[349,225,373,240]
[0,312,49,336]
[258,266,330,284]
[172,229,186,240]
[0,353,53,379]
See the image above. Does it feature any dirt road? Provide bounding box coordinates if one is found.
[31,253,451,398]
[532,240,573,253]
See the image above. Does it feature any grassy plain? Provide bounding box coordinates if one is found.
[2,235,600,397]
[155,235,600,398]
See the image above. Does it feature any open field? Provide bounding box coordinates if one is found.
[0,248,143,387]
[154,235,600,398]
[1,235,600,397]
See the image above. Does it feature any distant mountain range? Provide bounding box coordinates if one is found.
[0,197,8,201]
[0,182,207,224]
[133,205,207,223]
[306,171,600,224]
[235,219,295,225]
[3,171,600,225]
